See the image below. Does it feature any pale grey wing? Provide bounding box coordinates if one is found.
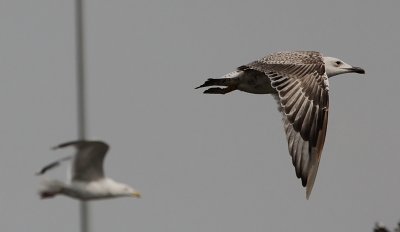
[53,140,109,181]
[242,57,329,199]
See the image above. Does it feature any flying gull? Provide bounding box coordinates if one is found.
[37,140,141,200]
[196,51,365,199]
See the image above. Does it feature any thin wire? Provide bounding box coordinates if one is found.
[75,0,89,231]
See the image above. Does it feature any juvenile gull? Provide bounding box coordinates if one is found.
[196,51,365,199]
[37,140,141,200]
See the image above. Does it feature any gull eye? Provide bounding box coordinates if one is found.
[335,61,342,65]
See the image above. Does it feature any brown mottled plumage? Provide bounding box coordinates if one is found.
[196,51,365,199]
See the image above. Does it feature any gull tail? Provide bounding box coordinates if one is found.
[38,179,65,199]
[195,71,241,94]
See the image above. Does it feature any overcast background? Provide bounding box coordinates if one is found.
[1,0,399,231]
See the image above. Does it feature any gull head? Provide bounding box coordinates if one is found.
[121,184,141,198]
[323,57,365,77]
[110,181,141,198]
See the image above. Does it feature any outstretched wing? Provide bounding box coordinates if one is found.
[36,155,73,175]
[241,51,329,199]
[53,140,109,181]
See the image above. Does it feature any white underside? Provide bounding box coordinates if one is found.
[61,178,123,200]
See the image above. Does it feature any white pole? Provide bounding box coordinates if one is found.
[75,0,89,232]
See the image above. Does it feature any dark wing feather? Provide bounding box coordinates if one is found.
[53,140,109,181]
[242,51,329,198]
[36,156,73,175]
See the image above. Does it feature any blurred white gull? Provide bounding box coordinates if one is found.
[196,51,365,199]
[37,140,141,200]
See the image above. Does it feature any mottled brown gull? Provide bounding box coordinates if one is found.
[196,51,365,199]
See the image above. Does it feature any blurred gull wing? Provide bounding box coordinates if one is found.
[36,155,73,175]
[53,140,110,182]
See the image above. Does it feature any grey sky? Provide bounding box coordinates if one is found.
[1,0,399,231]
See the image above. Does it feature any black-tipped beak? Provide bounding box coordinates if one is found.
[347,66,365,74]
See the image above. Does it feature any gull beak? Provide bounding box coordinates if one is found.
[132,191,141,198]
[347,66,365,74]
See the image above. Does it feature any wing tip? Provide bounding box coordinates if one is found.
[51,140,83,150]
[51,140,107,150]
[305,187,312,200]
[35,170,44,176]
[51,145,60,150]
[305,163,319,200]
